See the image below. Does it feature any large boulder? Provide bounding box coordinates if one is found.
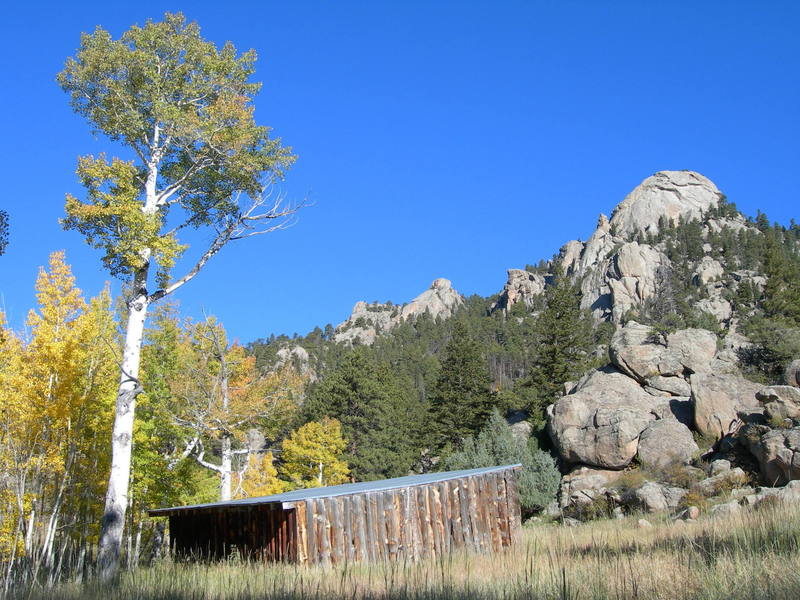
[637,419,699,469]
[693,256,725,286]
[609,322,717,383]
[756,386,800,422]
[741,425,800,486]
[691,372,762,439]
[709,500,742,518]
[666,329,718,376]
[547,367,662,469]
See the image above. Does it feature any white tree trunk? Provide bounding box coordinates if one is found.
[220,435,232,501]
[97,282,149,581]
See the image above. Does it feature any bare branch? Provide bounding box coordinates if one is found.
[149,187,305,302]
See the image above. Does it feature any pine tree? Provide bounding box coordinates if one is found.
[301,349,421,480]
[762,232,800,323]
[429,322,494,449]
[518,266,592,425]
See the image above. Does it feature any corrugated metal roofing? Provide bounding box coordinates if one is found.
[148,464,521,515]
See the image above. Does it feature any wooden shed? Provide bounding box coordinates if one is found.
[148,464,522,565]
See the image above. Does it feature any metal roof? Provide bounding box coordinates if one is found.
[148,464,521,515]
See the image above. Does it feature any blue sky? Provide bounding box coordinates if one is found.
[1,1,797,342]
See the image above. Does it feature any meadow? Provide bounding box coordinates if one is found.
[10,502,799,600]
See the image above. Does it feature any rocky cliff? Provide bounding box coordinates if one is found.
[334,278,464,345]
[494,170,758,325]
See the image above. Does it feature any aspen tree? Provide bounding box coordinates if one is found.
[57,13,297,579]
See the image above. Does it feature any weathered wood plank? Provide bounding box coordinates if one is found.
[508,473,522,544]
[329,497,343,564]
[366,493,379,562]
[437,481,451,555]
[457,478,473,551]
[429,485,443,557]
[315,499,331,565]
[296,502,308,564]
[496,476,510,547]
[353,495,367,562]
[487,473,502,551]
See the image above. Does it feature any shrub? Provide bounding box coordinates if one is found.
[679,489,709,513]
[657,462,705,489]
[612,468,647,496]
[564,495,612,522]
[444,409,561,516]
[709,470,750,497]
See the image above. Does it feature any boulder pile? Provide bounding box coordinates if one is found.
[546,320,800,521]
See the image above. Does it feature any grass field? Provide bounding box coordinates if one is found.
[11,502,800,600]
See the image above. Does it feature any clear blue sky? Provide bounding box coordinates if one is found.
[1,1,797,342]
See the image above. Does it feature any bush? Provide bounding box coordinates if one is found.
[679,489,709,513]
[444,409,561,516]
[657,463,705,489]
[564,494,612,522]
[612,468,647,496]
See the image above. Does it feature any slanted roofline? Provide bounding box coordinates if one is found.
[148,464,521,516]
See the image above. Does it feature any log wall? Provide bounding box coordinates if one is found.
[294,469,521,565]
[167,468,520,565]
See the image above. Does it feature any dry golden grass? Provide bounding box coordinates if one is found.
[13,503,800,600]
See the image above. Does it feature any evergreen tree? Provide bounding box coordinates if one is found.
[301,349,421,480]
[443,410,560,515]
[762,233,800,323]
[517,267,592,426]
[429,322,494,449]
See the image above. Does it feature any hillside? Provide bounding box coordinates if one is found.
[248,169,800,520]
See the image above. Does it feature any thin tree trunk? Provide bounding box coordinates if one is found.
[132,518,143,568]
[150,521,165,564]
[97,276,149,582]
[220,434,232,501]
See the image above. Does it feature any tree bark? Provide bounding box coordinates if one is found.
[220,434,232,501]
[96,277,149,582]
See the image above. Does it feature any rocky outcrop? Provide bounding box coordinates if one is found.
[275,345,313,377]
[607,243,670,322]
[693,256,725,286]
[609,171,723,238]
[334,278,463,345]
[400,278,463,321]
[547,366,662,469]
[491,269,546,313]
